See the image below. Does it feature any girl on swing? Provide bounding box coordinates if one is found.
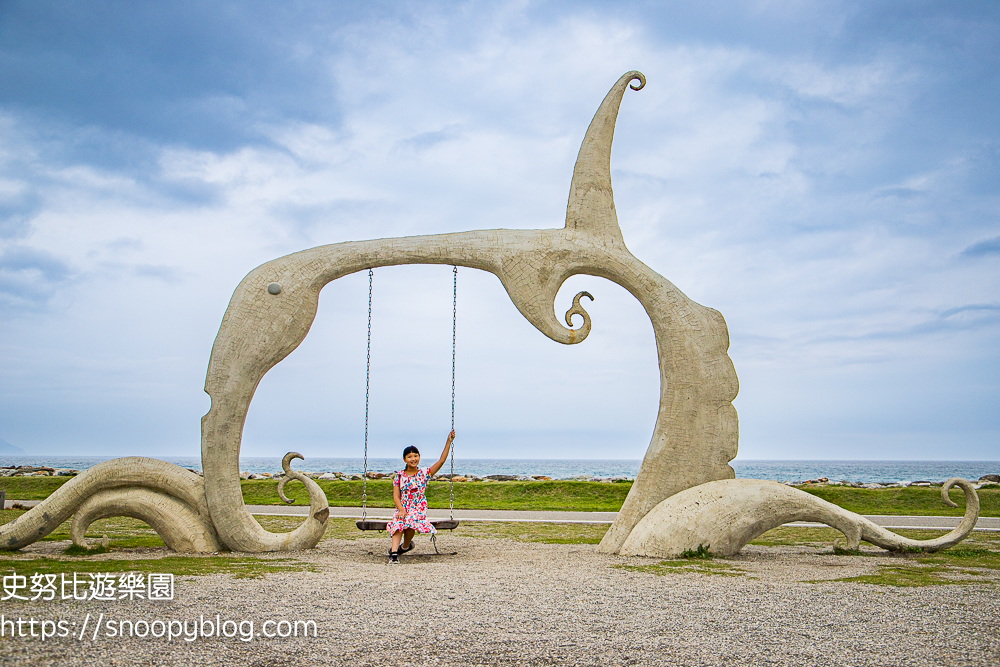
[386,429,456,564]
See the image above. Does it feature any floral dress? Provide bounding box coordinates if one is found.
[385,467,437,536]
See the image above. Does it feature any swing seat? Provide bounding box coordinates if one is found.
[355,519,460,531]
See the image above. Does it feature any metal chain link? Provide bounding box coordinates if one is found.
[362,268,372,520]
[449,265,457,520]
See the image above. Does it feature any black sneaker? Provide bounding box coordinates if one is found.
[388,552,399,564]
[399,542,414,554]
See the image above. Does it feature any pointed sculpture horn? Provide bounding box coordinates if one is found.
[564,71,645,243]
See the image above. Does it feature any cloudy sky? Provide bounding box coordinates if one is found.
[1,1,997,462]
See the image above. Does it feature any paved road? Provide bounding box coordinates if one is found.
[6,500,998,531]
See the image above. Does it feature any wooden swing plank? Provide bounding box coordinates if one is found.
[355,519,460,531]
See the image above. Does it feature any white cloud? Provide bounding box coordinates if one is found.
[1,2,997,461]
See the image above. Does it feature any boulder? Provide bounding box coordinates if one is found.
[10,466,55,476]
[484,474,519,481]
[979,474,1000,483]
[531,476,552,480]
[365,471,385,480]
[318,473,338,480]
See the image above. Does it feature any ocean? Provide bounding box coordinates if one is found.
[1,456,997,484]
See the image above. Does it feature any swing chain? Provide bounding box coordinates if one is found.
[362,268,373,521]
[449,265,457,520]
[361,267,456,525]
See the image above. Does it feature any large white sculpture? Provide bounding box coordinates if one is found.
[619,478,980,557]
[0,72,976,556]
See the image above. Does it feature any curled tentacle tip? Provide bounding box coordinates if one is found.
[565,290,594,330]
[628,72,646,91]
[277,477,294,504]
[282,452,304,473]
[941,477,965,508]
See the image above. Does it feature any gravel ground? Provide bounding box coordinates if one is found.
[2,535,998,667]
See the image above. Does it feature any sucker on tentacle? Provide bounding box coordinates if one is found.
[618,478,981,558]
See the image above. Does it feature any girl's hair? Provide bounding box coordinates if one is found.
[402,445,420,458]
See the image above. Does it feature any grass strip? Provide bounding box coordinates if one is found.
[755,526,1000,587]
[796,484,998,518]
[818,565,988,588]
[615,560,748,577]
[242,479,631,512]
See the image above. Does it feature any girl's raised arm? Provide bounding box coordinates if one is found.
[428,430,455,478]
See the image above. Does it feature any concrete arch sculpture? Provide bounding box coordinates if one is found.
[4,70,742,553]
[5,71,970,557]
[196,70,740,553]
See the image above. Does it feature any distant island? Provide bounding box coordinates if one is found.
[0,438,25,454]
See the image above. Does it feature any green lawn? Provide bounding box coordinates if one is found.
[0,476,69,500]
[797,484,997,518]
[2,476,998,516]
[242,478,631,511]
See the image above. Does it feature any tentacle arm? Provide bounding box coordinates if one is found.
[619,479,980,557]
[0,457,216,551]
[857,478,980,552]
[71,488,221,553]
[277,451,330,524]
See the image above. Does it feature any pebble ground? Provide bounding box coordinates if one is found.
[2,536,997,666]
